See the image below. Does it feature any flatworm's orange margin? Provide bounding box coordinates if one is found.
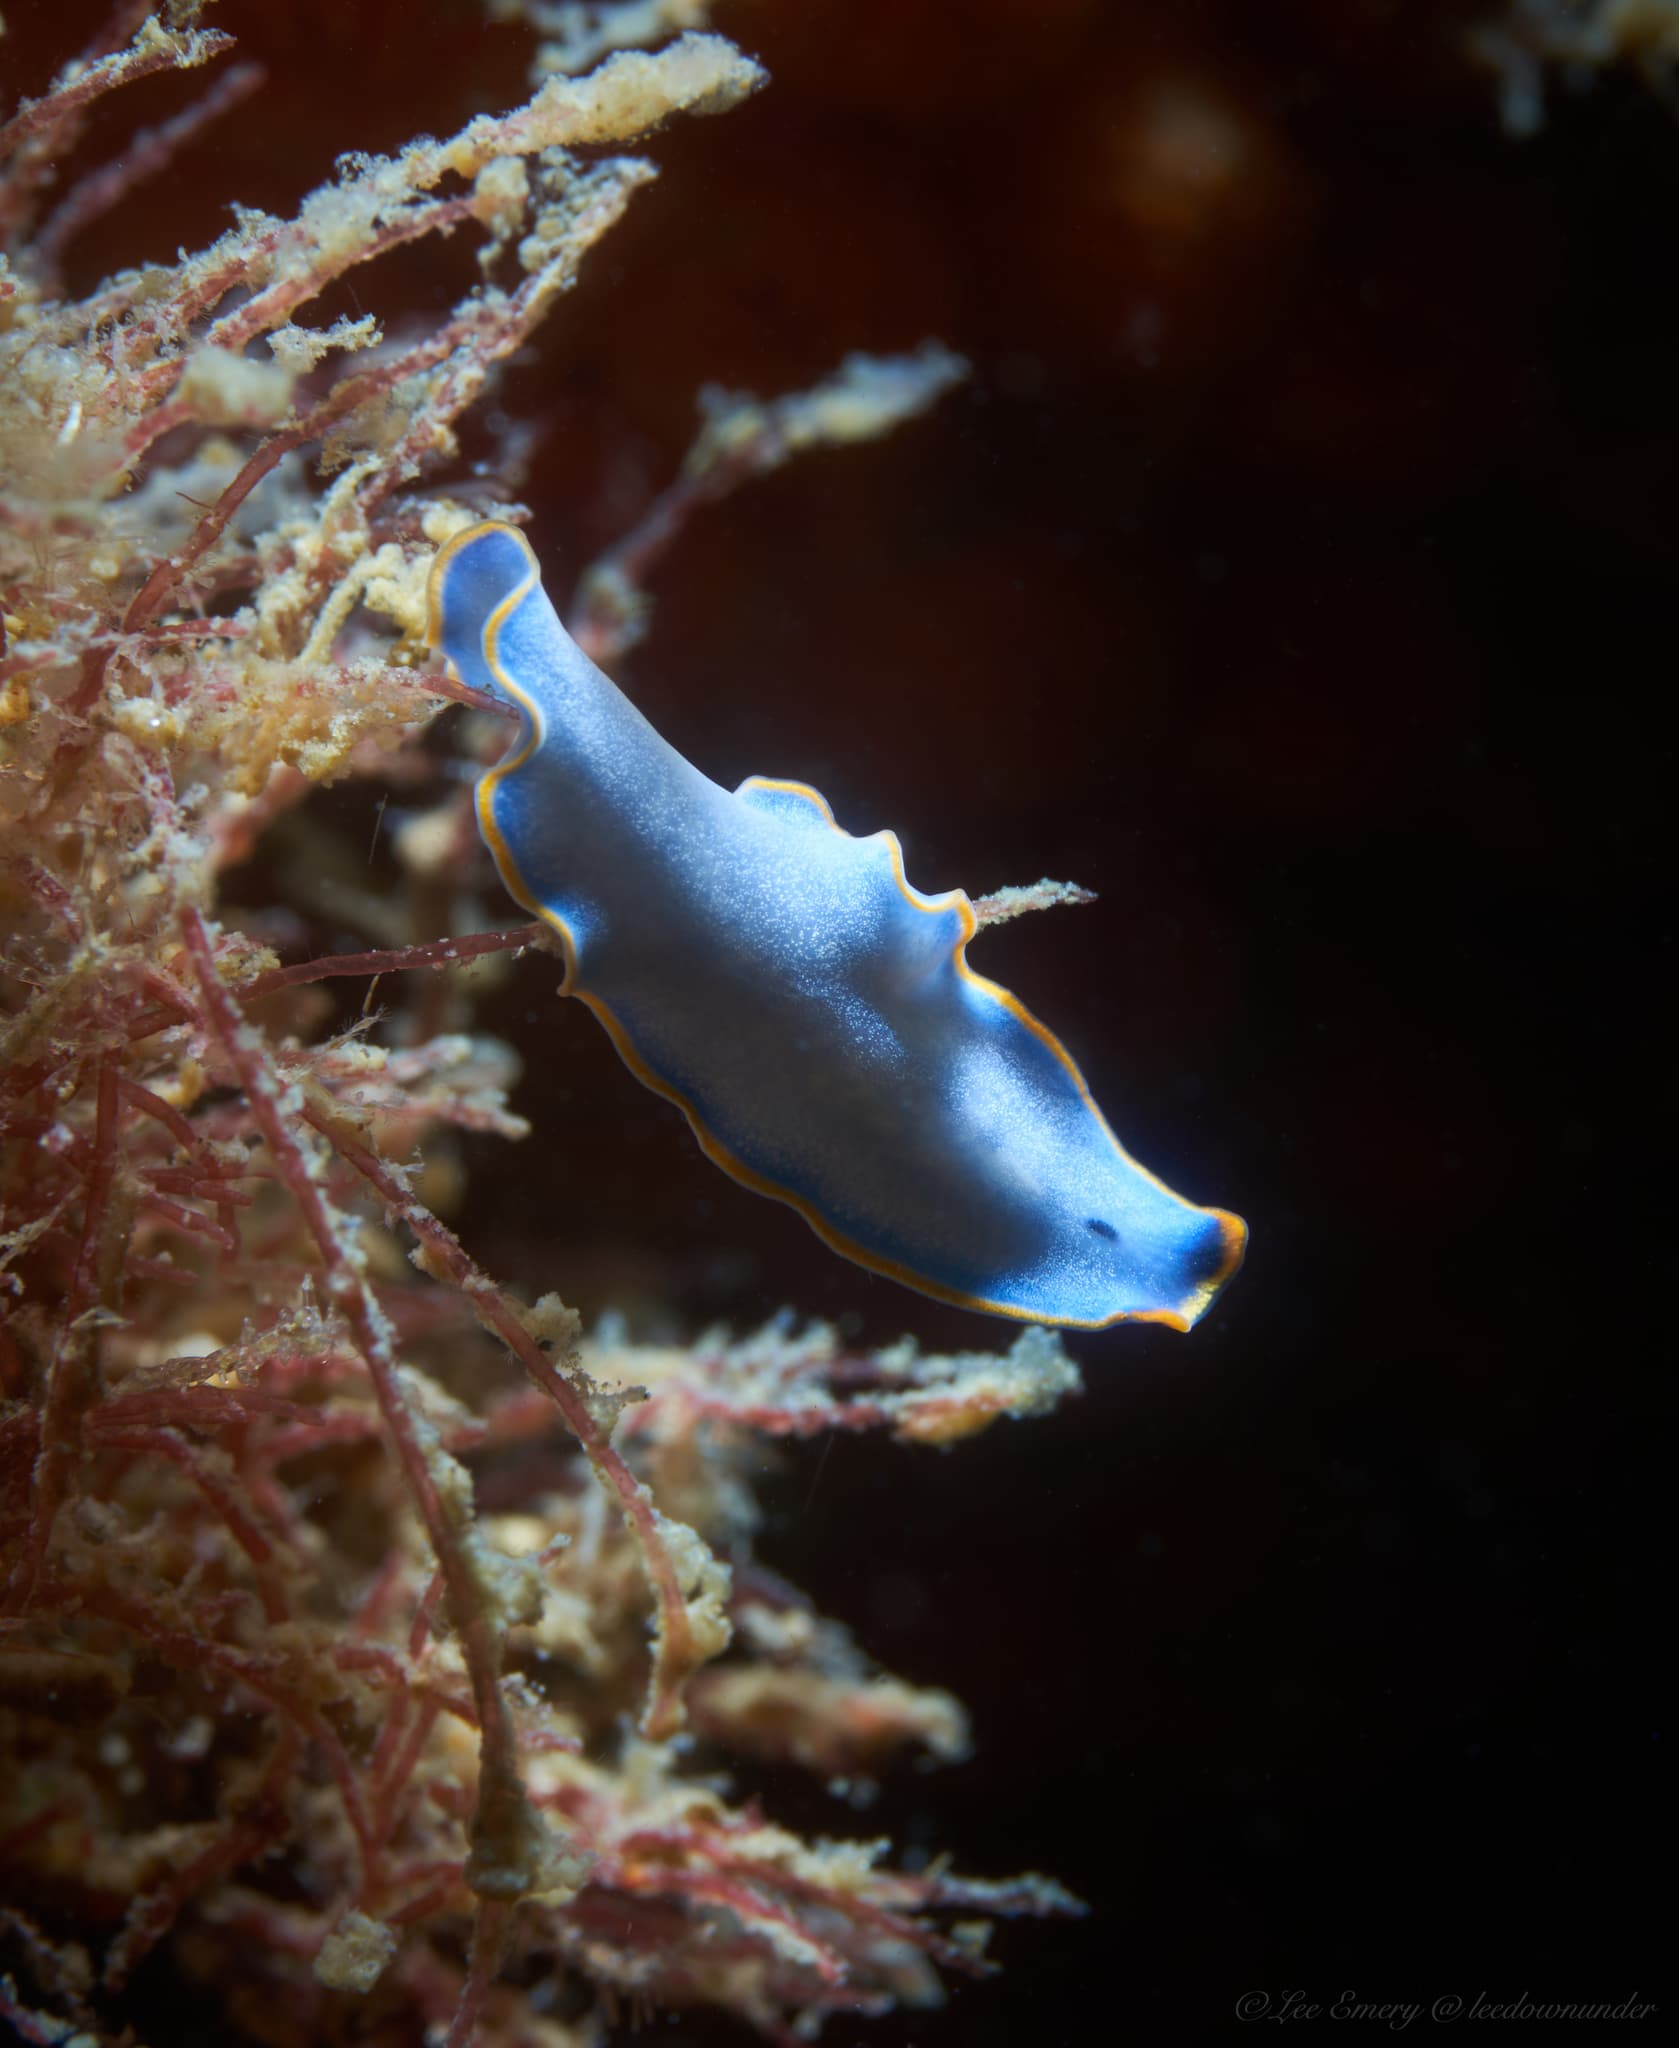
[428,522,1247,1330]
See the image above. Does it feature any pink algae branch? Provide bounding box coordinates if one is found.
[4,1061,123,1615]
[0,9,235,243]
[180,909,581,1902]
[32,60,266,294]
[241,919,553,1001]
[304,1098,722,1746]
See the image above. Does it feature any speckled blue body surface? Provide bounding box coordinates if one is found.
[430,521,1246,1330]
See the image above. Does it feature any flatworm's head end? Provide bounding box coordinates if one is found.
[1165,1204,1248,1330]
[972,1197,1246,1332]
[1056,1198,1246,1333]
[425,520,539,662]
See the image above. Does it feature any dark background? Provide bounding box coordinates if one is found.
[9,0,1672,2040]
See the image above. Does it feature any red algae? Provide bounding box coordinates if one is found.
[0,7,1081,2041]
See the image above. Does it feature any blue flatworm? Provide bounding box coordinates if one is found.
[429,521,1246,1330]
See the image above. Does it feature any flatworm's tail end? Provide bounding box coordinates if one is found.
[425,520,539,661]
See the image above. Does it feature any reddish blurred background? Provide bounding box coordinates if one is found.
[6,0,1669,2039]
